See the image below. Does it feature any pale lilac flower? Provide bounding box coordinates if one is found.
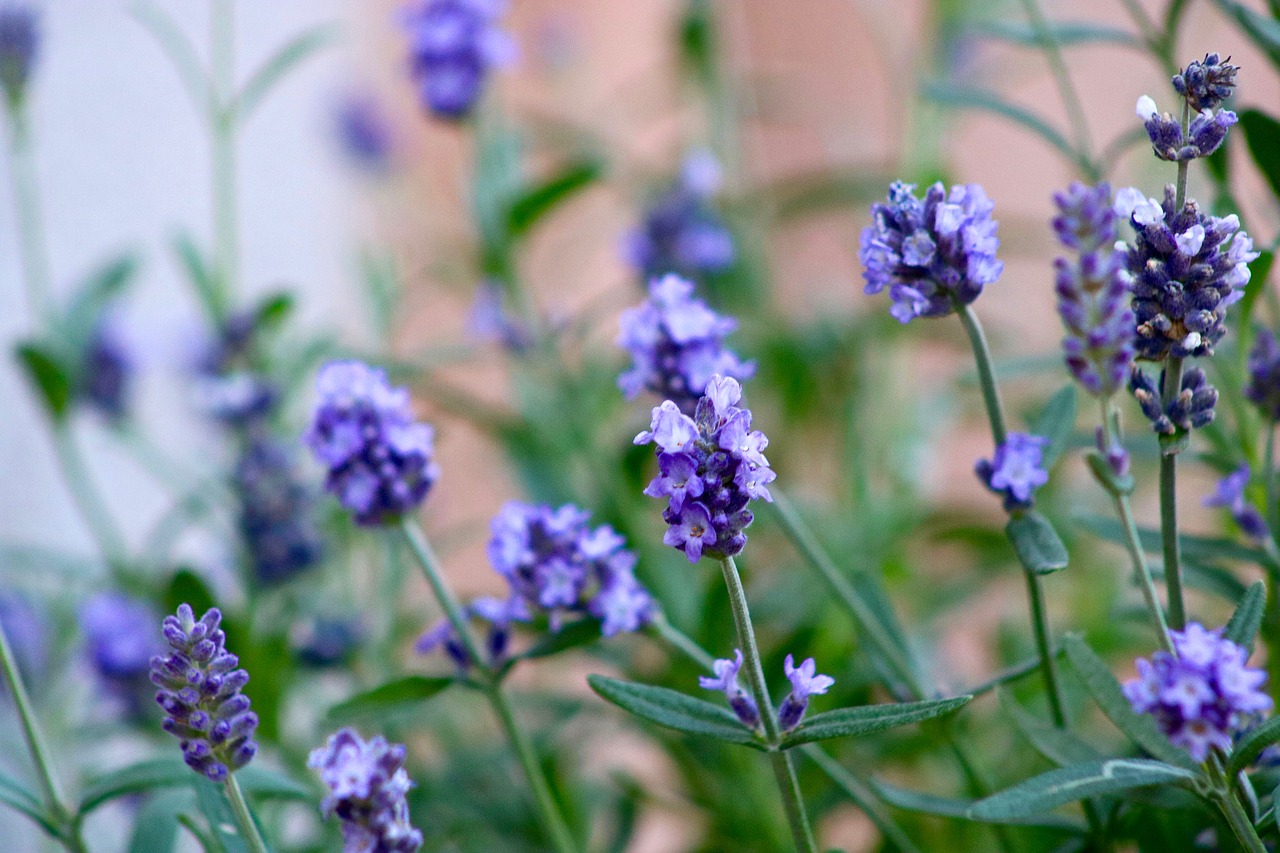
[699,649,760,728]
[309,728,423,853]
[1203,465,1268,541]
[975,433,1049,512]
[778,654,834,731]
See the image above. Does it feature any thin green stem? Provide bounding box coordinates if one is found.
[1159,358,1187,630]
[6,108,54,321]
[53,424,130,576]
[1210,761,1268,853]
[1266,422,1278,538]
[0,621,85,852]
[398,516,487,673]
[1017,0,1095,175]
[770,752,819,853]
[768,491,919,701]
[210,0,237,319]
[716,556,818,852]
[1024,571,1067,728]
[223,775,269,853]
[486,684,578,853]
[957,304,1007,445]
[1174,101,1190,209]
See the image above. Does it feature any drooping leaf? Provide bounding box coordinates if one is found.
[64,253,140,344]
[587,675,763,748]
[1031,384,1077,468]
[997,688,1103,767]
[326,676,457,721]
[252,291,295,334]
[512,619,602,666]
[780,696,971,748]
[1238,110,1280,201]
[1006,511,1069,575]
[968,19,1141,49]
[869,778,1086,830]
[507,159,603,237]
[193,776,250,853]
[1229,716,1280,775]
[1224,580,1267,651]
[78,757,193,815]
[1063,635,1199,771]
[922,81,1080,166]
[0,769,55,834]
[234,24,339,122]
[15,342,73,420]
[969,758,1198,820]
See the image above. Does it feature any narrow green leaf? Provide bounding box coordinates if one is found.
[64,254,140,344]
[1063,635,1199,770]
[171,231,223,321]
[997,688,1103,767]
[1075,514,1274,568]
[1006,511,1069,575]
[1230,716,1280,775]
[969,759,1197,820]
[0,769,56,835]
[1224,580,1267,651]
[327,675,456,721]
[1031,385,1077,468]
[79,757,193,815]
[969,19,1141,48]
[587,675,763,748]
[234,24,339,122]
[130,3,211,112]
[922,80,1080,165]
[781,696,971,748]
[234,766,312,801]
[869,778,1086,830]
[1239,110,1280,201]
[127,789,195,853]
[507,159,602,236]
[513,619,602,665]
[252,292,294,333]
[1211,2,1280,70]
[194,776,249,853]
[1084,450,1134,496]
[15,342,73,420]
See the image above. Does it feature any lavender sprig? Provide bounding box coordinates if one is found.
[623,151,736,281]
[309,728,424,853]
[399,0,514,120]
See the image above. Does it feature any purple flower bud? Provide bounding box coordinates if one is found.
[1129,366,1217,435]
[777,654,834,731]
[234,438,324,585]
[308,728,424,853]
[0,5,37,106]
[78,317,133,422]
[699,649,760,729]
[334,91,396,172]
[975,433,1050,512]
[400,0,513,121]
[1173,53,1239,112]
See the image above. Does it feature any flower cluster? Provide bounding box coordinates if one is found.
[975,433,1050,512]
[80,593,157,693]
[1124,623,1272,762]
[305,361,440,526]
[1246,330,1280,421]
[1051,182,1135,397]
[335,92,395,172]
[636,376,775,562]
[400,0,514,120]
[0,5,37,107]
[622,151,735,281]
[699,650,833,732]
[1173,52,1239,111]
[468,280,533,353]
[150,605,258,781]
[76,319,133,422]
[617,274,755,413]
[860,181,1004,323]
[234,438,325,586]
[1203,465,1268,541]
[192,309,279,426]
[1129,365,1218,435]
[1138,55,1238,162]
[1119,186,1256,361]
[309,728,423,853]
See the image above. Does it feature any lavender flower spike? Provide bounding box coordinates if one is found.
[1051,182,1135,396]
[309,728,423,853]
[1124,623,1271,762]
[1130,365,1218,435]
[400,0,514,120]
[636,375,775,562]
[778,655,835,731]
[1118,187,1257,361]
[150,605,258,781]
[699,649,760,728]
[618,274,755,414]
[622,152,736,281]
[975,433,1050,512]
[860,181,1004,323]
[1173,53,1239,112]
[1246,329,1280,421]
[305,361,439,526]
[1203,465,1268,541]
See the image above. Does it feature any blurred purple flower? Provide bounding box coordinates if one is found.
[335,91,396,171]
[400,0,514,120]
[975,432,1049,512]
[0,4,37,106]
[309,728,423,853]
[1203,465,1268,541]
[1246,329,1280,421]
[777,654,834,731]
[623,153,735,280]
[699,649,760,728]
[234,438,324,586]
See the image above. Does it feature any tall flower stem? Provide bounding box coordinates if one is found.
[0,621,85,853]
[1208,759,1267,853]
[1159,357,1187,631]
[5,109,53,322]
[957,304,1008,445]
[1097,397,1173,651]
[717,556,818,853]
[223,775,269,853]
[209,0,237,319]
[399,517,578,853]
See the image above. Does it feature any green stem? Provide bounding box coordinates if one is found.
[53,424,130,577]
[769,491,919,701]
[1024,570,1067,728]
[1210,761,1268,853]
[1017,0,1096,176]
[1174,101,1190,209]
[1266,422,1278,538]
[957,304,1007,445]
[5,108,54,321]
[223,775,269,853]
[210,0,237,319]
[1159,358,1187,631]
[399,517,577,853]
[0,621,85,852]
[716,556,818,851]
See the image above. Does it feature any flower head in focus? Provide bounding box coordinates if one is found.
[975,433,1050,512]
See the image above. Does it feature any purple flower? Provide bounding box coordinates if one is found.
[777,654,835,731]
[335,91,395,171]
[150,605,258,781]
[294,615,363,668]
[975,433,1050,512]
[1051,182,1135,397]
[1118,187,1257,361]
[467,280,533,353]
[234,438,324,585]
[78,317,133,422]
[1136,94,1237,162]
[1246,330,1280,421]
[309,728,423,853]
[617,274,754,413]
[400,0,514,120]
[0,5,37,106]
[698,649,760,728]
[0,591,46,690]
[305,361,439,526]
[1173,53,1239,112]
[623,153,735,280]
[860,181,1004,323]
[636,375,775,563]
[81,593,158,681]
[1203,465,1268,541]
[1129,365,1218,435]
[1124,623,1272,762]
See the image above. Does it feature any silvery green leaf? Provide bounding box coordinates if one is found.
[1006,511,1069,575]
[969,758,1197,820]
[1224,580,1267,652]
[588,675,764,748]
[780,695,971,748]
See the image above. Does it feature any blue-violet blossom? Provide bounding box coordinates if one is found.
[235,438,324,586]
[617,273,755,413]
[1124,623,1272,762]
[1246,329,1280,421]
[1203,465,1268,541]
[622,150,735,281]
[81,592,157,685]
[305,361,440,526]
[309,728,423,853]
[635,375,775,562]
[1173,53,1239,112]
[699,649,760,729]
[0,5,36,106]
[1129,365,1218,435]
[777,654,834,731]
[150,605,258,781]
[860,181,1004,323]
[400,0,514,120]
[1051,182,1135,396]
[975,433,1050,512]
